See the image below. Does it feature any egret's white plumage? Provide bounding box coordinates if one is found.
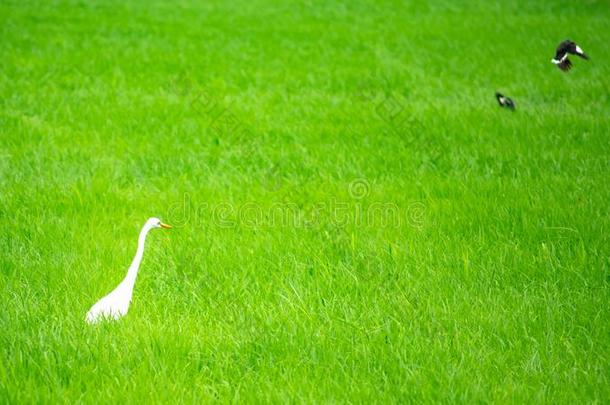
[85,217,171,324]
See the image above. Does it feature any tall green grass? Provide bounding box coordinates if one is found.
[1,0,609,402]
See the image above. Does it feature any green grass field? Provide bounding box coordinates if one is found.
[1,0,609,402]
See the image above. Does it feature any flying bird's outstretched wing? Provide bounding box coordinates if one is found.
[569,42,589,60]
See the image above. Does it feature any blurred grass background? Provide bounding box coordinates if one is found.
[1,0,609,402]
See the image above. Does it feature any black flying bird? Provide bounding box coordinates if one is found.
[495,92,515,110]
[551,40,589,71]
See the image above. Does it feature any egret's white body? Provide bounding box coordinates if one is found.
[85,217,171,324]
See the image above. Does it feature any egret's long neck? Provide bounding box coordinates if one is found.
[122,224,151,291]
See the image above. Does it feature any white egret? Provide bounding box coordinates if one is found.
[85,217,172,324]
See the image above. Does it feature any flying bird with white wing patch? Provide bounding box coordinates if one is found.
[495,92,515,110]
[551,40,589,71]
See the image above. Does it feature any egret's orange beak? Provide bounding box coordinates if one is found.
[160,222,172,229]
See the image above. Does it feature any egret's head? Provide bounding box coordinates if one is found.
[147,217,172,229]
